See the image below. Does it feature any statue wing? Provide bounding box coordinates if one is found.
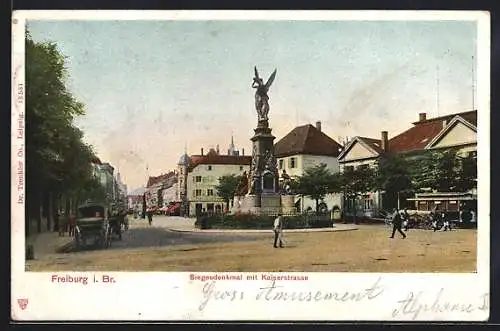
[254,66,260,80]
[265,69,277,89]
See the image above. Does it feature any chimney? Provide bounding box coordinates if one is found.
[315,121,322,132]
[242,148,245,156]
[381,131,388,152]
[419,113,427,122]
[216,144,220,155]
[201,147,204,156]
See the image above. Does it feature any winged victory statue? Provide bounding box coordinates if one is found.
[252,66,277,122]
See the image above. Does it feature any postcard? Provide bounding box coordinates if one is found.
[11,10,490,321]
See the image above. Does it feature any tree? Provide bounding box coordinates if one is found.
[340,165,376,223]
[374,154,413,210]
[411,149,461,193]
[454,152,477,192]
[78,177,107,203]
[294,163,341,213]
[25,30,100,233]
[216,174,240,211]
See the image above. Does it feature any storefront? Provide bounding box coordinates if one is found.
[407,192,477,213]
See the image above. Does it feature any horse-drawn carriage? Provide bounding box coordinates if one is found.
[74,202,112,249]
[74,201,130,250]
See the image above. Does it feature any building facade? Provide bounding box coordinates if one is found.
[186,148,251,216]
[127,186,146,212]
[274,121,343,212]
[337,110,477,217]
[145,172,176,209]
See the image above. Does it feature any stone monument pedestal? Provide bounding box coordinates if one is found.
[233,195,260,214]
[281,195,297,214]
[260,195,281,214]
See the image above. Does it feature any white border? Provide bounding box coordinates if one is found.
[11,10,490,321]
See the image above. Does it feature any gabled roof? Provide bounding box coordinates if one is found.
[425,115,477,149]
[337,136,382,161]
[147,171,176,188]
[358,137,384,154]
[388,110,477,154]
[188,154,251,172]
[274,124,342,158]
[412,110,477,126]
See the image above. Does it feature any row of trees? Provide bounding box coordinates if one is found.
[25,30,105,235]
[215,148,477,218]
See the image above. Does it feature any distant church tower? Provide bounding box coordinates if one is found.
[177,146,191,216]
[227,134,239,156]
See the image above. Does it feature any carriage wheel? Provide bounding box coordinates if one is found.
[74,226,83,250]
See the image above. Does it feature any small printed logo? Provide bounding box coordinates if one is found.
[17,298,28,310]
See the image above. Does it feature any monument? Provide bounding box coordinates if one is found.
[233,66,289,214]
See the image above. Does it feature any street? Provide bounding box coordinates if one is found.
[26,219,476,272]
[25,215,267,271]
[107,215,266,250]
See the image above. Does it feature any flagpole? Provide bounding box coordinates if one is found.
[436,65,440,117]
[472,55,475,111]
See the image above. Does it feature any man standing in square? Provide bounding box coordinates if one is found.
[389,209,407,239]
[273,213,284,248]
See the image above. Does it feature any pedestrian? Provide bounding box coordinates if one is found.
[58,214,67,237]
[440,212,451,231]
[431,215,438,232]
[273,213,285,248]
[147,208,153,226]
[403,208,410,231]
[68,213,76,236]
[389,209,406,239]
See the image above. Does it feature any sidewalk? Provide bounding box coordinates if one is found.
[167,223,359,233]
[26,231,74,258]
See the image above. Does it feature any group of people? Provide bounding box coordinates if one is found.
[58,213,76,237]
[389,207,472,238]
[429,210,453,232]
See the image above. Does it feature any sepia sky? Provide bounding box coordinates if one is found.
[27,17,478,190]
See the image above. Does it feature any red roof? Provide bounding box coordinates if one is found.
[388,110,477,154]
[147,171,176,188]
[188,154,251,172]
[274,124,342,158]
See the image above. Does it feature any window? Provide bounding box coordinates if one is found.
[240,166,244,171]
[195,176,202,182]
[289,157,296,169]
[347,198,354,210]
[207,189,214,196]
[279,159,284,169]
[363,198,372,210]
[344,166,354,173]
[194,189,203,196]
[358,164,369,170]
[207,165,212,171]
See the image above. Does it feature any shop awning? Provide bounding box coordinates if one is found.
[407,197,476,201]
[166,203,181,212]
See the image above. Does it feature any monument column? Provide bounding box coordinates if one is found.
[245,66,281,213]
